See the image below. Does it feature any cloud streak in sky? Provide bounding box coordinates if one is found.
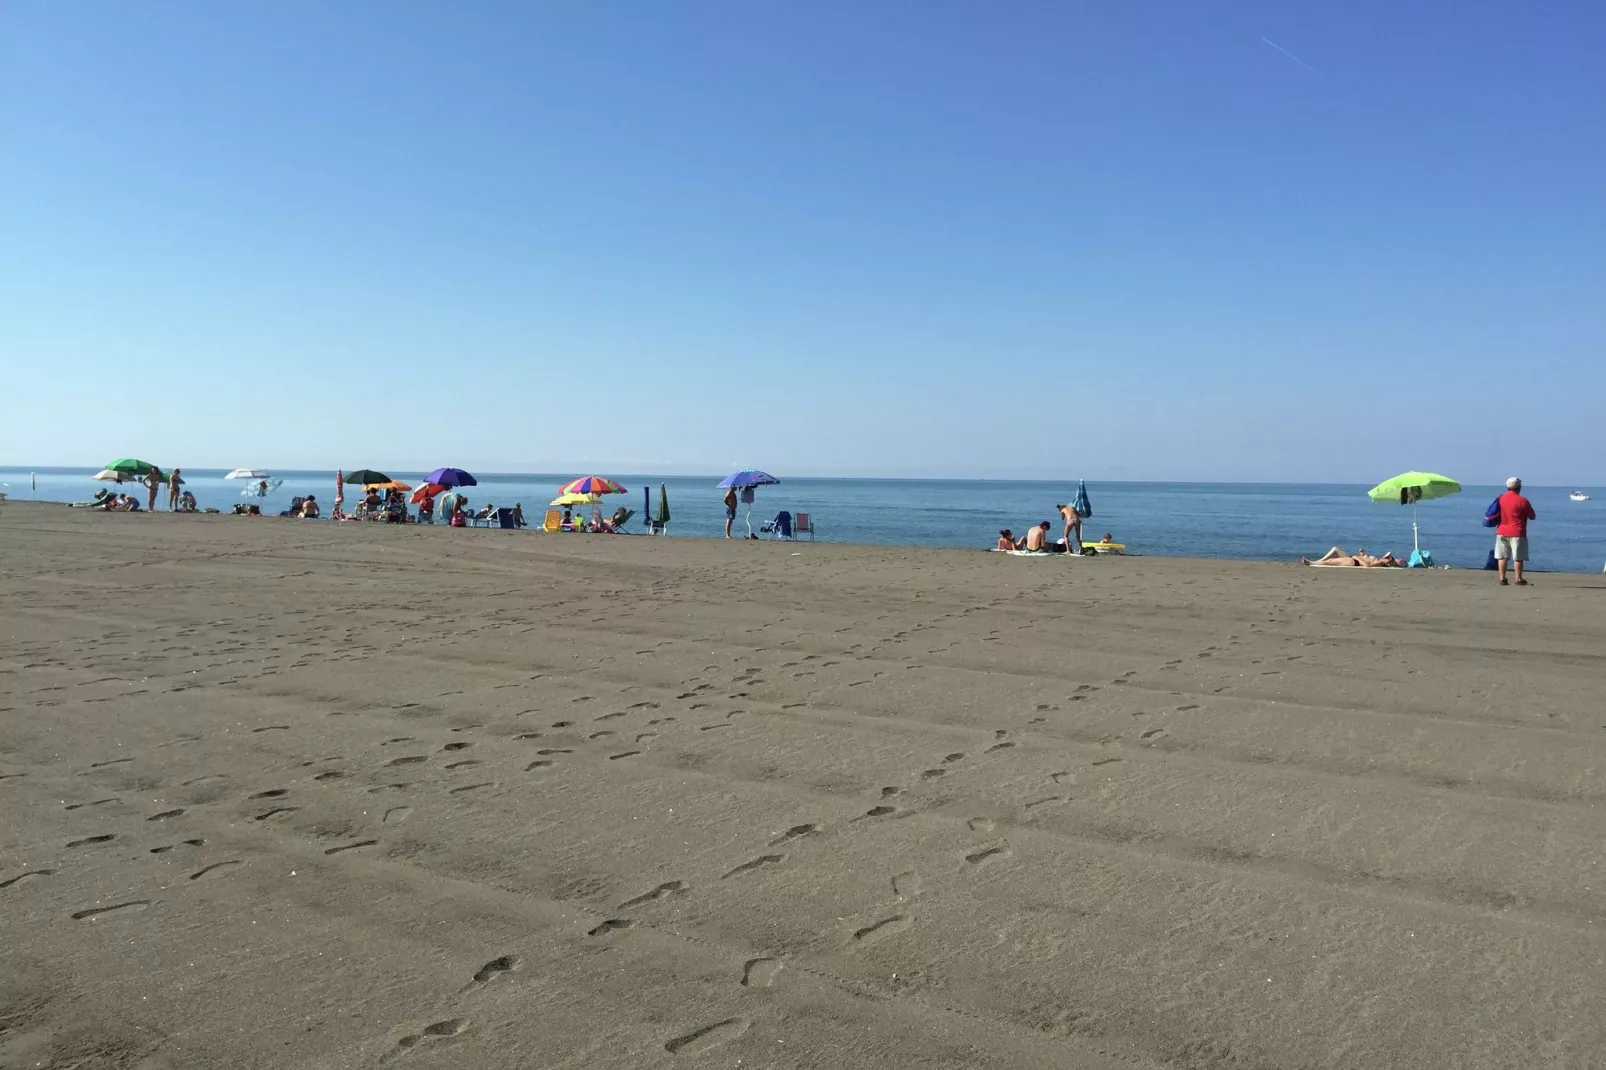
[1260,36,1324,77]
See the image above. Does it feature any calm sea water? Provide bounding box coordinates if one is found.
[4,467,1602,574]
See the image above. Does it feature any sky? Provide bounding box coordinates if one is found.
[2,1,1602,483]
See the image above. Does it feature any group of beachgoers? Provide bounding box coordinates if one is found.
[996,502,1109,555]
[74,486,197,513]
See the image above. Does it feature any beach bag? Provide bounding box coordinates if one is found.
[1482,497,1500,528]
[1407,548,1435,568]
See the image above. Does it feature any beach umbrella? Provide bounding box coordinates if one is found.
[93,469,132,483]
[551,492,604,507]
[424,467,476,488]
[1368,471,1461,554]
[559,475,627,496]
[652,483,671,533]
[365,480,413,492]
[225,468,268,480]
[717,469,779,490]
[344,469,389,485]
[1072,480,1093,519]
[105,458,157,476]
[719,470,778,536]
[411,483,448,504]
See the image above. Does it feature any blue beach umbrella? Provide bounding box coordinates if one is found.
[424,467,477,488]
[717,469,779,489]
[1072,480,1093,519]
[718,470,778,536]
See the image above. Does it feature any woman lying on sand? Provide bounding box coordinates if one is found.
[1302,547,1400,567]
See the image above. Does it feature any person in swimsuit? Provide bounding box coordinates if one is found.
[1024,521,1051,551]
[996,529,1016,550]
[168,468,182,511]
[145,467,162,512]
[723,487,739,538]
[1057,503,1083,556]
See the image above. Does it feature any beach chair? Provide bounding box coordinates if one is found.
[763,511,794,539]
[794,512,816,541]
[494,507,517,530]
[542,509,563,533]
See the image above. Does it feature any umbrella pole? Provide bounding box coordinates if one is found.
[1413,502,1420,552]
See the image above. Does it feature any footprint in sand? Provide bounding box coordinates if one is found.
[189,860,243,881]
[1,869,55,889]
[965,845,1010,867]
[920,769,945,779]
[383,806,413,823]
[861,805,897,819]
[587,918,636,937]
[324,839,378,855]
[986,741,1016,752]
[249,788,291,798]
[71,900,151,920]
[852,914,913,945]
[740,959,783,988]
[618,881,688,909]
[967,817,995,832]
[942,752,965,764]
[67,834,116,848]
[395,1019,467,1052]
[664,1018,749,1056]
[386,756,427,767]
[892,872,922,899]
[722,854,785,879]
[467,955,519,988]
[769,823,819,845]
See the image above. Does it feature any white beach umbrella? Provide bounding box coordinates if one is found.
[226,468,269,480]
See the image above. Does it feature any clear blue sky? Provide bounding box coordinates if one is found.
[3,2,1602,482]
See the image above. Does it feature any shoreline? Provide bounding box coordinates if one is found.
[2,498,1594,575]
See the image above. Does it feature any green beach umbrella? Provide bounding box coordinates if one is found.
[105,458,157,476]
[1368,471,1461,553]
[654,483,671,531]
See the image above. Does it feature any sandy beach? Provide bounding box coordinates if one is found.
[3,502,1604,1069]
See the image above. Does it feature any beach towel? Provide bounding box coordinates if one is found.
[1407,549,1435,568]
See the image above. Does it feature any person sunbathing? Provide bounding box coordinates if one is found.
[1023,522,1051,551]
[996,529,1016,550]
[1303,547,1399,567]
[299,496,320,518]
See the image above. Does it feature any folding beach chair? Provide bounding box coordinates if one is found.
[542,509,563,533]
[794,513,816,541]
[762,511,793,539]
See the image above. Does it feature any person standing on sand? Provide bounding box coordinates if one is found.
[145,467,162,512]
[1057,503,1082,556]
[723,486,739,539]
[168,468,182,511]
[1494,476,1537,586]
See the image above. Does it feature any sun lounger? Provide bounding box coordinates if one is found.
[542,509,563,533]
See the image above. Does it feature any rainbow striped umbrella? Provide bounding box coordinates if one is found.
[558,475,627,496]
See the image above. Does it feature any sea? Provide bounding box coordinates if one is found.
[4,467,1602,574]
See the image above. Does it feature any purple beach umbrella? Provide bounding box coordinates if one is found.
[424,467,477,488]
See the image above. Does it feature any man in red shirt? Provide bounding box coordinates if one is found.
[1494,476,1537,586]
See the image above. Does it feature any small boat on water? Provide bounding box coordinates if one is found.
[1570,491,1590,502]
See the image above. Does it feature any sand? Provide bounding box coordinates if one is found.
[2,502,1604,1069]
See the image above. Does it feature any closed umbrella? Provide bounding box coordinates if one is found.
[1367,471,1461,560]
[651,483,671,534]
[1072,480,1093,519]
